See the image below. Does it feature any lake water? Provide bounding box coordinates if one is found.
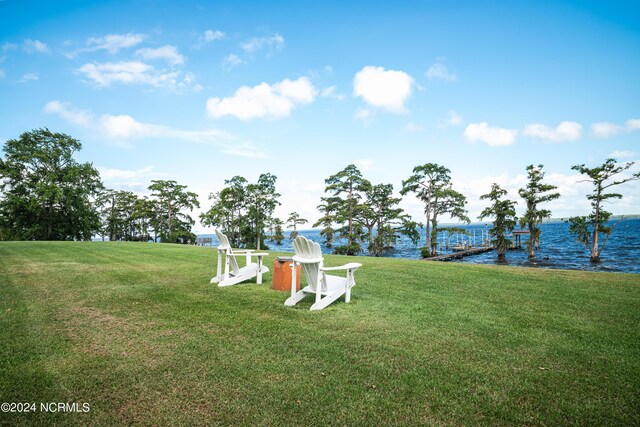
[200,218,640,274]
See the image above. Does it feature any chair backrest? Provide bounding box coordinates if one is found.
[292,236,325,291]
[215,229,239,274]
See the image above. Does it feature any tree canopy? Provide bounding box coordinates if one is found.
[360,182,420,256]
[518,164,560,259]
[0,128,102,240]
[401,163,468,257]
[286,211,308,240]
[95,189,156,242]
[200,173,280,249]
[269,217,285,245]
[479,183,518,260]
[148,180,200,244]
[320,164,369,255]
[567,158,640,262]
[246,173,280,250]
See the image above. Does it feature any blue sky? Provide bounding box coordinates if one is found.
[1,0,639,232]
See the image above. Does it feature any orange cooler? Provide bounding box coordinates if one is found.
[272,257,301,291]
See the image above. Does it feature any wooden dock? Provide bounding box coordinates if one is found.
[424,246,493,261]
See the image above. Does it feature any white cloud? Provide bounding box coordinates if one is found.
[204,30,225,42]
[218,141,269,158]
[426,63,457,82]
[464,122,517,146]
[99,114,158,139]
[86,33,145,54]
[18,72,39,82]
[2,42,17,52]
[78,61,161,85]
[274,77,316,103]
[353,108,373,124]
[99,114,267,158]
[206,76,317,120]
[77,61,195,89]
[66,33,145,58]
[447,110,463,126]
[42,100,265,158]
[135,45,184,66]
[24,39,49,53]
[354,159,375,172]
[44,100,93,126]
[240,33,284,54]
[194,30,226,49]
[523,121,582,142]
[222,54,245,69]
[220,33,284,67]
[404,122,424,132]
[590,122,621,138]
[608,150,636,159]
[625,118,640,131]
[353,66,414,113]
[590,118,640,138]
[98,165,156,181]
[320,85,346,101]
[96,165,166,191]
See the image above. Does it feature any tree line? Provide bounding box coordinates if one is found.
[1,128,638,263]
[0,129,200,244]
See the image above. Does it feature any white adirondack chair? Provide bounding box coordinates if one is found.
[285,236,362,311]
[211,229,269,287]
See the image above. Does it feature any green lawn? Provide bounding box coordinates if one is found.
[1,242,638,426]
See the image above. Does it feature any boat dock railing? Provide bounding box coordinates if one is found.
[424,246,494,262]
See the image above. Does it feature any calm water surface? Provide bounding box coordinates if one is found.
[200,219,640,274]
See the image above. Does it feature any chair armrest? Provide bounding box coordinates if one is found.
[229,250,268,259]
[230,249,253,253]
[292,255,324,264]
[320,263,362,271]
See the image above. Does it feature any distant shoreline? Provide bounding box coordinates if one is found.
[196,215,640,234]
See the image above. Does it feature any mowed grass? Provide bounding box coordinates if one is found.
[0,242,639,426]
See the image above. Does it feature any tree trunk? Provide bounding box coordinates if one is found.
[590,213,600,263]
[590,186,602,263]
[46,203,53,240]
[528,223,536,259]
[256,205,261,250]
[348,183,353,246]
[430,215,438,256]
[425,210,431,248]
[167,201,173,237]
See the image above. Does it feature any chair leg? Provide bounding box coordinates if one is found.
[211,249,224,283]
[284,290,307,306]
[310,291,342,311]
[345,271,352,304]
[290,262,297,301]
[216,249,222,279]
[256,257,263,284]
[315,278,322,306]
[224,252,230,281]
